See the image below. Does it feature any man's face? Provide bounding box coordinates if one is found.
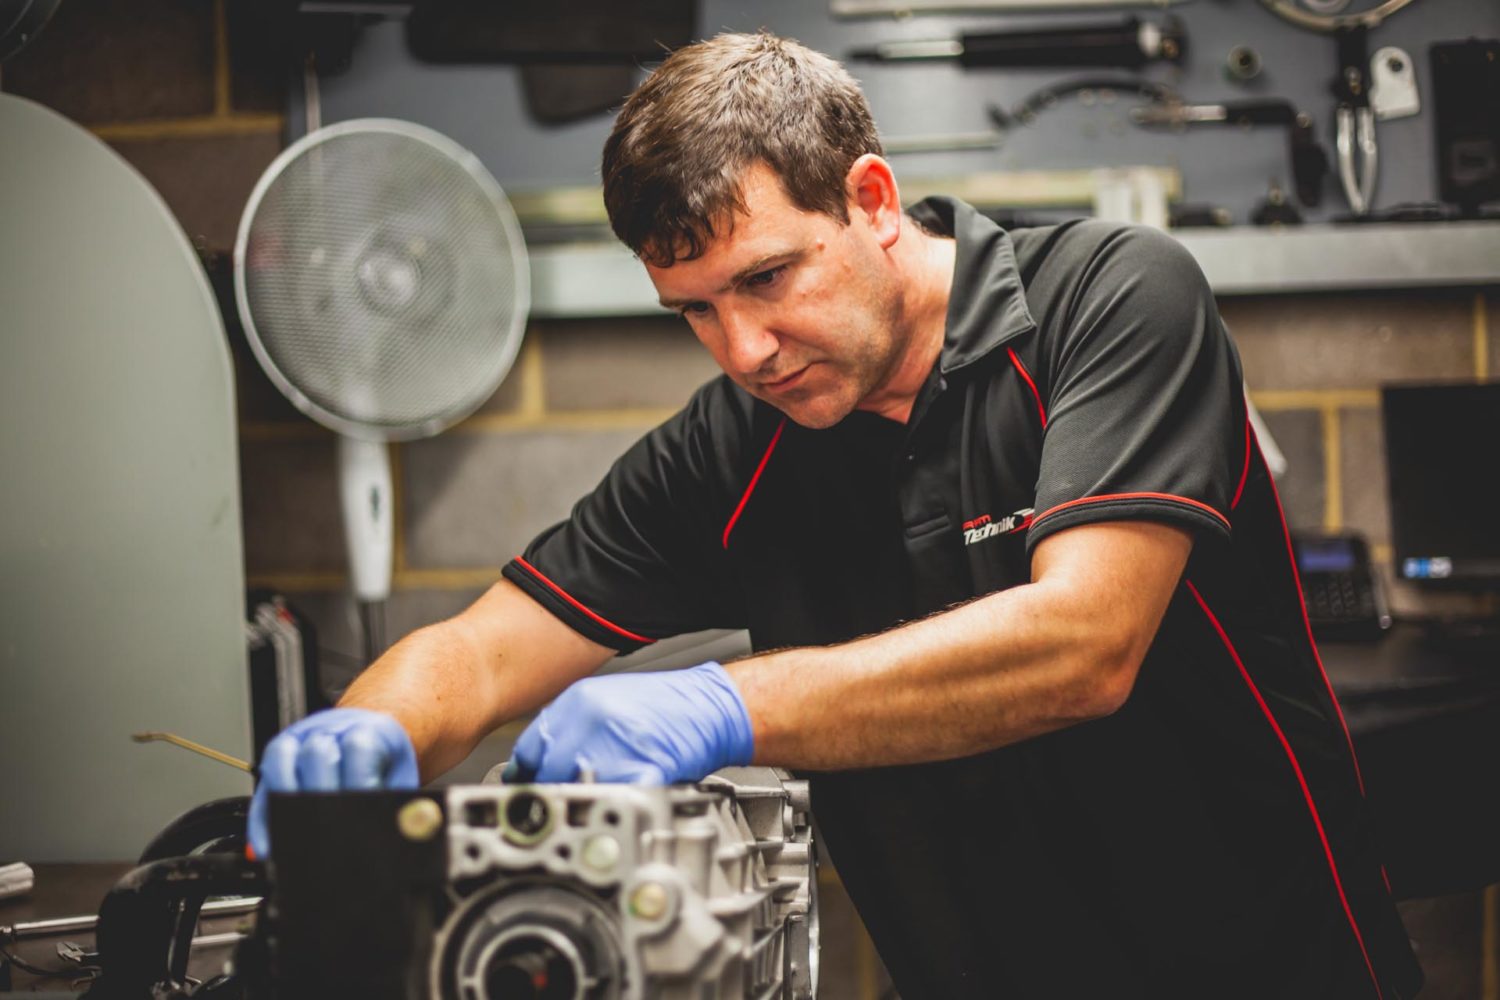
[646,162,907,429]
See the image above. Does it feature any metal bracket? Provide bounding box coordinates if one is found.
[1370,46,1420,120]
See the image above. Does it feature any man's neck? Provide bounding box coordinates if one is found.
[858,226,956,425]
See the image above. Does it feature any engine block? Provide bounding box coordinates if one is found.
[255,768,817,1000]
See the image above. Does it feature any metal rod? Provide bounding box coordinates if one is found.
[2,897,260,943]
[131,732,252,773]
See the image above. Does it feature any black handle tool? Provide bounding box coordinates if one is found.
[851,16,1186,70]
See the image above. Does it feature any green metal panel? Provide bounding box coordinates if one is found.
[0,94,252,861]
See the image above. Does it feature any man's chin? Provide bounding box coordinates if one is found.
[761,394,855,430]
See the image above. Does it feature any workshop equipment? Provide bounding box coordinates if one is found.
[131,733,252,774]
[405,0,695,123]
[1131,98,1331,207]
[1254,0,1420,216]
[832,0,1191,14]
[850,15,1186,69]
[1431,39,1500,214]
[74,771,817,999]
[1369,46,1420,121]
[235,120,530,662]
[1332,27,1378,215]
[257,770,817,999]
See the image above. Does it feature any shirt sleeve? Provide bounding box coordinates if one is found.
[1024,223,1244,553]
[501,377,754,653]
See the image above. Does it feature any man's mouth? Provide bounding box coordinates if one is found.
[761,365,810,392]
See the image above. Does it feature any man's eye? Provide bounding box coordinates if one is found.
[680,302,710,317]
[746,266,785,289]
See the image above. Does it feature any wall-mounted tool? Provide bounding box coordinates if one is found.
[1430,39,1500,214]
[831,0,1192,15]
[1369,46,1420,119]
[1332,26,1377,215]
[850,15,1186,69]
[1131,99,1331,207]
[1254,0,1419,216]
[1256,0,1415,33]
[1299,0,1352,14]
[989,75,1179,128]
[406,0,697,124]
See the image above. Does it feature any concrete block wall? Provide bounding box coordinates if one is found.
[1225,290,1499,620]
[237,317,723,682]
[2,0,285,251]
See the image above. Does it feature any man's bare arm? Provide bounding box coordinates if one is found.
[337,579,615,782]
[727,520,1192,770]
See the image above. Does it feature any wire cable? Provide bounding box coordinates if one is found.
[1255,0,1417,33]
[988,75,1179,131]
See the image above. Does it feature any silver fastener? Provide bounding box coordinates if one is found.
[397,798,443,842]
[629,882,670,920]
[582,834,621,873]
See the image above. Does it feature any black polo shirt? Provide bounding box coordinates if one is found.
[503,199,1422,999]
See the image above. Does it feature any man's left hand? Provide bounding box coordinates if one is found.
[506,662,755,784]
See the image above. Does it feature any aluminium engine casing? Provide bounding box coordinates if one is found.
[256,767,816,1000]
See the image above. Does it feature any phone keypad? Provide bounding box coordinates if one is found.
[1305,571,1377,622]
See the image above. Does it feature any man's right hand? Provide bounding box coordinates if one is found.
[246,707,419,859]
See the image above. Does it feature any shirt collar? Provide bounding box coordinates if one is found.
[907,196,1037,375]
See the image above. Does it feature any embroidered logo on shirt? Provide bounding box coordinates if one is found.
[961,508,1035,546]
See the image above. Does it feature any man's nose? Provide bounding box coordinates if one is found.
[720,307,778,377]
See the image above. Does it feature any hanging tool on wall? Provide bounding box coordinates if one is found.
[1131,98,1331,208]
[850,15,1186,70]
[1255,0,1421,216]
[988,75,1179,129]
[1331,26,1377,214]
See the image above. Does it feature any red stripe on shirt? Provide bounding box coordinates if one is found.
[723,418,787,549]
[513,556,654,645]
[1231,412,1252,510]
[1007,346,1047,429]
[1185,578,1384,1000]
[1252,426,1367,798]
[1033,491,1231,531]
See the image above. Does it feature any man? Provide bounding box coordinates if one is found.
[251,32,1422,999]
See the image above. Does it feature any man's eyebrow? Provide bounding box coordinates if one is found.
[656,250,803,310]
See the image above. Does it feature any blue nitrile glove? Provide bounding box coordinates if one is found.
[506,662,755,785]
[246,707,419,859]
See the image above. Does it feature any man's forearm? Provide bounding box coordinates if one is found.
[333,579,617,783]
[726,522,1190,770]
[336,620,502,782]
[725,581,1127,770]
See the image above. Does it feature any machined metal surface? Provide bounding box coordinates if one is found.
[440,767,818,999]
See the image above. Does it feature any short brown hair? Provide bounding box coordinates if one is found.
[602,31,883,267]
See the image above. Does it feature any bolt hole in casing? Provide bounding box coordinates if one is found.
[505,791,553,845]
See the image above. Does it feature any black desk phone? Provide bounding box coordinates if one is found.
[1291,531,1393,641]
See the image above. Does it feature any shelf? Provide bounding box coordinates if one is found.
[528,220,1500,319]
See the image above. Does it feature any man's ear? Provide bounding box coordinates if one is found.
[846,154,901,250]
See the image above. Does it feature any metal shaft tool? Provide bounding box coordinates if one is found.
[1131,99,1330,208]
[1,897,260,944]
[131,732,251,773]
[851,16,1185,70]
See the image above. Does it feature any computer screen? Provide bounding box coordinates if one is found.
[1381,381,1500,586]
